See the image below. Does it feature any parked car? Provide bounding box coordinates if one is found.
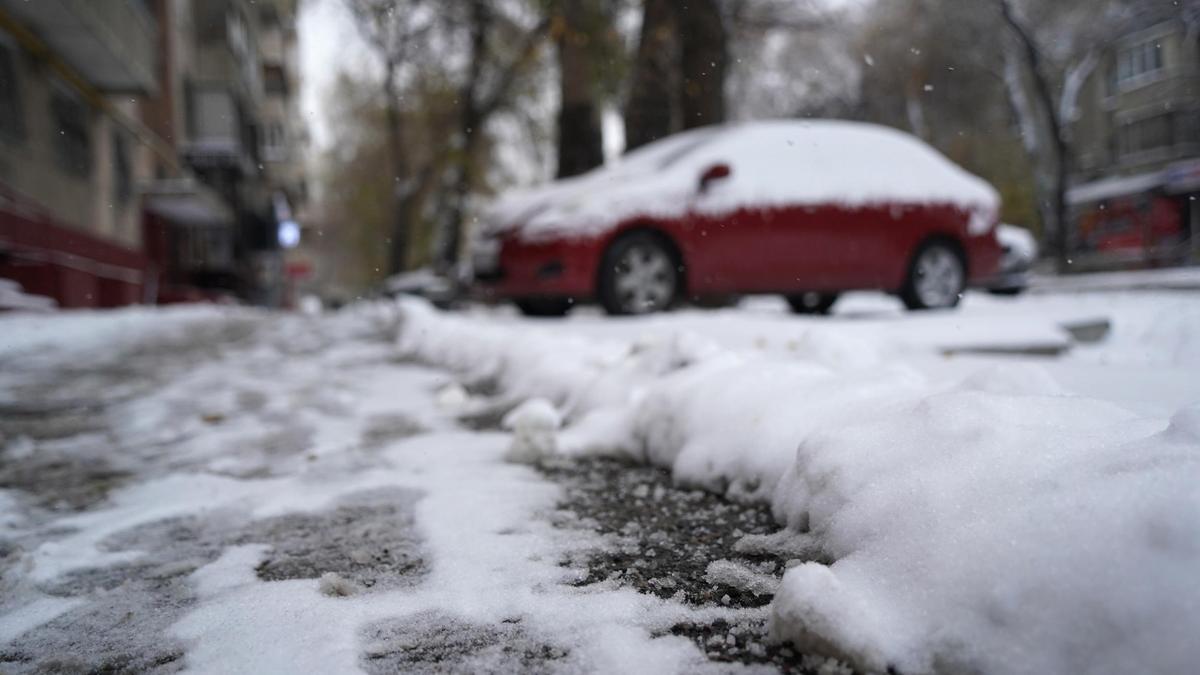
[380,268,459,308]
[473,120,1004,316]
[987,224,1038,295]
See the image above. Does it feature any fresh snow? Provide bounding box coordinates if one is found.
[0,303,242,361]
[485,119,1001,242]
[0,280,55,313]
[1,287,1197,674]
[396,291,1200,675]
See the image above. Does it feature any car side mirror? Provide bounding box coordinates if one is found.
[698,163,732,194]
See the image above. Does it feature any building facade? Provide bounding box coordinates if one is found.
[0,0,307,309]
[1068,5,1200,271]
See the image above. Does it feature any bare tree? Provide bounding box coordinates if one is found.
[624,0,678,151]
[437,1,552,270]
[996,0,1071,271]
[343,0,437,274]
[995,0,1139,271]
[676,0,727,129]
[553,0,611,178]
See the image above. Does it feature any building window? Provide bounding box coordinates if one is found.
[262,122,286,161]
[1117,114,1173,156]
[263,64,288,96]
[0,42,24,142]
[112,131,132,204]
[177,226,233,270]
[1179,111,1200,145]
[50,89,91,177]
[1116,39,1163,84]
[259,3,280,27]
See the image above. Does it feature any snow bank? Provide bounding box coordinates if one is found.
[395,298,1200,674]
[0,304,244,361]
[0,279,56,312]
[485,119,1000,242]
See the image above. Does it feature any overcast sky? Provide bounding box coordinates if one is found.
[298,0,372,152]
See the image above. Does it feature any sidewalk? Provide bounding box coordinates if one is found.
[1029,265,1200,293]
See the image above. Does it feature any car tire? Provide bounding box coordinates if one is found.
[598,232,680,315]
[515,297,573,317]
[785,292,839,315]
[901,240,966,311]
[987,286,1025,296]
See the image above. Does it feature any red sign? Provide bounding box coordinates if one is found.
[286,260,313,280]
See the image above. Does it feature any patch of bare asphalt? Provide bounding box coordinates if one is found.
[243,487,426,589]
[360,611,571,675]
[541,456,855,675]
[0,487,426,674]
[359,412,428,449]
[0,453,133,513]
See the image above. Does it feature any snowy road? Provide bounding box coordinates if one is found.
[1,287,1198,674]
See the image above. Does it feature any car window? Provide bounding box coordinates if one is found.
[617,126,722,173]
[654,133,722,169]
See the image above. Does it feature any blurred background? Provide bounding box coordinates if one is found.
[0,0,1196,310]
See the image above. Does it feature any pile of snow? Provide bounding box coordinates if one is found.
[502,398,562,464]
[0,303,240,361]
[0,279,55,313]
[484,119,1000,242]
[395,297,1200,674]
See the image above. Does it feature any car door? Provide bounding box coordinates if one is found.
[686,164,784,293]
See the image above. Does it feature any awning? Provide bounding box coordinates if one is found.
[0,0,157,93]
[1066,170,1166,205]
[143,179,234,227]
[1165,159,1200,193]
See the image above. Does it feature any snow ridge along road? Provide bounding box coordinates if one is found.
[395,294,1200,675]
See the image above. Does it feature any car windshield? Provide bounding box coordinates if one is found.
[613,126,723,173]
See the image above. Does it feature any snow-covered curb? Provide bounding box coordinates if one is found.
[393,298,1200,674]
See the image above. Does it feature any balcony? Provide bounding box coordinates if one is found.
[0,0,157,94]
[182,85,258,172]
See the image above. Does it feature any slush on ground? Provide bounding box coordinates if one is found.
[1,282,1198,674]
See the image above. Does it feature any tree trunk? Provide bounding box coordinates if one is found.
[556,0,604,178]
[383,59,410,274]
[438,0,490,271]
[999,0,1070,272]
[676,0,726,129]
[624,0,678,152]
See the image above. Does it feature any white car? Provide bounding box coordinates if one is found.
[988,224,1038,295]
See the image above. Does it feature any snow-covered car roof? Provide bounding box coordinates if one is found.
[485,119,1001,242]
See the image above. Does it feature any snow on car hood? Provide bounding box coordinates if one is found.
[484,119,1001,242]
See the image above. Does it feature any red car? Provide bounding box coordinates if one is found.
[473,120,1004,316]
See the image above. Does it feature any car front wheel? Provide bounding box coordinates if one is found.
[598,233,680,315]
[901,241,966,310]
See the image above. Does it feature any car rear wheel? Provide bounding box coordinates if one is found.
[598,233,680,315]
[901,241,965,310]
[515,297,572,317]
[785,292,839,315]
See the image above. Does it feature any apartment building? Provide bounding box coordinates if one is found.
[1067,4,1200,270]
[0,0,307,309]
[0,0,164,306]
